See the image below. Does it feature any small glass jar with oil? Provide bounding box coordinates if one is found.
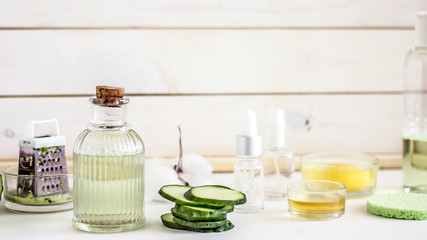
[301,152,378,197]
[287,180,346,220]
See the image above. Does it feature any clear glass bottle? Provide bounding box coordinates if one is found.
[403,12,427,193]
[72,86,145,232]
[261,109,295,199]
[262,148,294,199]
[234,156,264,213]
[234,110,264,213]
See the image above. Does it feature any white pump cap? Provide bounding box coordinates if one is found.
[415,12,427,47]
[267,109,285,148]
[236,109,262,156]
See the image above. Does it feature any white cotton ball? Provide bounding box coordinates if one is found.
[161,154,214,187]
[145,160,181,202]
[181,172,214,186]
[179,154,213,175]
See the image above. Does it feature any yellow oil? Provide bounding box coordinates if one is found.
[301,164,377,194]
[288,197,345,214]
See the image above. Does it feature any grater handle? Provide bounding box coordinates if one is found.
[26,119,60,138]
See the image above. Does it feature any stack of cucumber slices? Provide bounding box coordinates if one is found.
[159,185,246,233]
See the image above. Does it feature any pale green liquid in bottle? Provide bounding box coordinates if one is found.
[73,154,144,231]
[402,138,427,193]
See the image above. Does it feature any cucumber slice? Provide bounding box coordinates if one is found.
[158,185,224,209]
[184,185,246,206]
[161,213,234,233]
[161,213,187,231]
[174,204,233,216]
[173,216,228,229]
[171,207,227,222]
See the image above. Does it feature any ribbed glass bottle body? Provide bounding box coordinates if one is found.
[72,100,145,233]
[73,129,145,232]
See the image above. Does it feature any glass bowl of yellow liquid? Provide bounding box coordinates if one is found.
[301,152,378,197]
[287,180,346,219]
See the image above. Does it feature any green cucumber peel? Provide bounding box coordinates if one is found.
[161,213,234,233]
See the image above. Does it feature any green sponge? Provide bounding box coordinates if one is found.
[367,193,427,220]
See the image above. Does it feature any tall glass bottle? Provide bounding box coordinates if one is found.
[73,86,145,232]
[403,12,427,193]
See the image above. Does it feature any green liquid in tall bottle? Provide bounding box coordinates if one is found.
[73,153,144,232]
[402,138,427,193]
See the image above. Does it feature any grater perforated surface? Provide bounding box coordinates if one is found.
[18,145,69,197]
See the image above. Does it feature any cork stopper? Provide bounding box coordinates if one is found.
[94,85,125,105]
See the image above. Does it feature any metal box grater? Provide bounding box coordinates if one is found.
[18,119,69,197]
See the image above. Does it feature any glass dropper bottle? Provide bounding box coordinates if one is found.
[234,109,264,213]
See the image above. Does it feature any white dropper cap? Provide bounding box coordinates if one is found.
[415,12,427,47]
[267,109,285,149]
[236,109,262,157]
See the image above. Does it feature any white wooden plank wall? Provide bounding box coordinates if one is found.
[0,95,402,158]
[0,30,413,95]
[0,0,425,27]
[0,1,424,162]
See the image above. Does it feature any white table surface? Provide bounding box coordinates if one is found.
[0,170,424,240]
